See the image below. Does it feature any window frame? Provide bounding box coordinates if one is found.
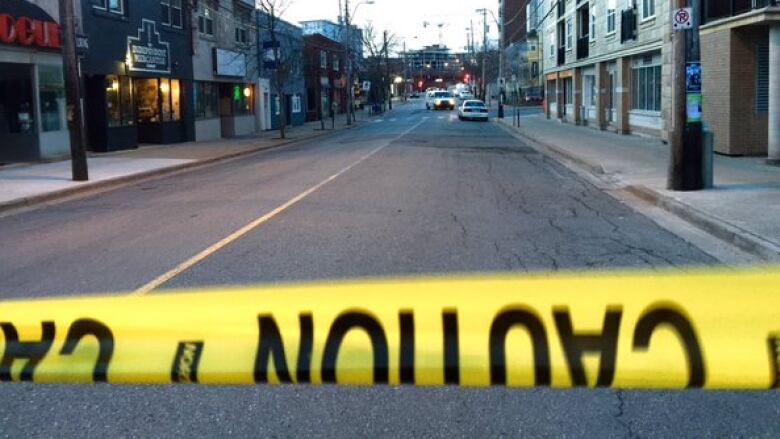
[631,64,662,112]
[641,0,656,21]
[161,0,183,29]
[93,0,124,15]
[606,6,616,35]
[565,17,573,50]
[589,7,597,42]
[235,27,249,44]
[320,50,328,69]
[198,7,215,36]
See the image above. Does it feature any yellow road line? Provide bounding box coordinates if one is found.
[131,119,427,295]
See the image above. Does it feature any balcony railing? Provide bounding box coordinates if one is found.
[557,47,565,66]
[576,37,589,60]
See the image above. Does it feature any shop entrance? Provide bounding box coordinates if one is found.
[0,63,37,162]
[134,77,183,144]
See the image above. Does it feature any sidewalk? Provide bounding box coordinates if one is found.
[498,109,780,260]
[0,108,390,214]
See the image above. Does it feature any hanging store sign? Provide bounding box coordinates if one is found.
[127,19,170,73]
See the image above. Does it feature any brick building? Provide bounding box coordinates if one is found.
[700,0,779,161]
[303,34,347,122]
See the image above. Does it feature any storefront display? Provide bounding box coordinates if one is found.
[81,0,194,152]
[0,0,69,163]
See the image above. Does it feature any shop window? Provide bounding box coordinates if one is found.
[195,82,219,119]
[105,75,134,127]
[38,65,65,132]
[632,65,662,112]
[584,75,596,107]
[161,0,183,28]
[93,0,124,15]
[136,78,160,123]
[159,78,181,121]
[231,84,254,116]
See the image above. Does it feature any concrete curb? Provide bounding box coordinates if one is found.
[0,120,366,216]
[496,118,606,175]
[625,185,780,261]
[497,117,780,261]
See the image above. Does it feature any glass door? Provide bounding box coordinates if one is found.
[0,63,38,162]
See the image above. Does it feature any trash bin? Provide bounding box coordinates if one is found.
[703,129,714,189]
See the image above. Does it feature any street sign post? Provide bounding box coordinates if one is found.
[672,7,693,31]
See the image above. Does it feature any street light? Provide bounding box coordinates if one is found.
[343,0,375,125]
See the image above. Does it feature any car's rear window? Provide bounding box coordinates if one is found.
[465,101,485,107]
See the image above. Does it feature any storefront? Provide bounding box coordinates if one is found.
[193,46,258,141]
[81,2,194,152]
[0,0,69,163]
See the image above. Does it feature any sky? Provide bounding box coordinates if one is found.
[282,0,501,53]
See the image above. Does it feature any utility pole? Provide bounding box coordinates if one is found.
[668,0,704,190]
[497,6,505,119]
[403,41,407,101]
[58,0,88,181]
[482,9,487,102]
[384,30,392,111]
[344,0,353,125]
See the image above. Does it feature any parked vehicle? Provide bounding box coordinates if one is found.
[457,100,489,121]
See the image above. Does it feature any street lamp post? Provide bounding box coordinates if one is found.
[343,0,374,126]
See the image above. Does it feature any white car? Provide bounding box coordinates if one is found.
[426,91,456,110]
[458,100,489,121]
[458,91,474,100]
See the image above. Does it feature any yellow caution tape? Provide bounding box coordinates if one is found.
[1,267,780,388]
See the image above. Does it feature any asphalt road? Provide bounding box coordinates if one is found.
[1,102,778,437]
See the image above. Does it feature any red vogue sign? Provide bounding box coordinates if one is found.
[0,13,61,49]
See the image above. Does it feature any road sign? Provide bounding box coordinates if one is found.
[672,8,693,31]
[362,81,371,92]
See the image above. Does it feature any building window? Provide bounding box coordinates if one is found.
[320,51,328,68]
[632,65,662,112]
[590,7,596,42]
[93,0,124,14]
[235,27,249,44]
[531,62,539,78]
[292,94,302,113]
[578,8,590,39]
[606,5,616,34]
[135,78,180,124]
[275,96,280,115]
[198,8,214,36]
[564,77,573,105]
[756,42,769,113]
[159,78,181,121]
[642,0,655,20]
[161,0,183,28]
[582,75,596,107]
[230,84,254,116]
[105,75,134,127]
[565,18,573,50]
[194,82,218,119]
[38,65,66,132]
[333,55,339,71]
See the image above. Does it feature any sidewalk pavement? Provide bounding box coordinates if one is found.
[0,107,385,214]
[498,108,780,260]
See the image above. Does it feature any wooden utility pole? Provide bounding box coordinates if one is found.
[668,0,704,190]
[58,0,88,181]
[384,30,392,111]
[481,9,487,102]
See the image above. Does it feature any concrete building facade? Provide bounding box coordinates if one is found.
[541,0,672,141]
[192,0,261,141]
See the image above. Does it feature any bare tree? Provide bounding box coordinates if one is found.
[257,0,300,139]
[362,22,398,112]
